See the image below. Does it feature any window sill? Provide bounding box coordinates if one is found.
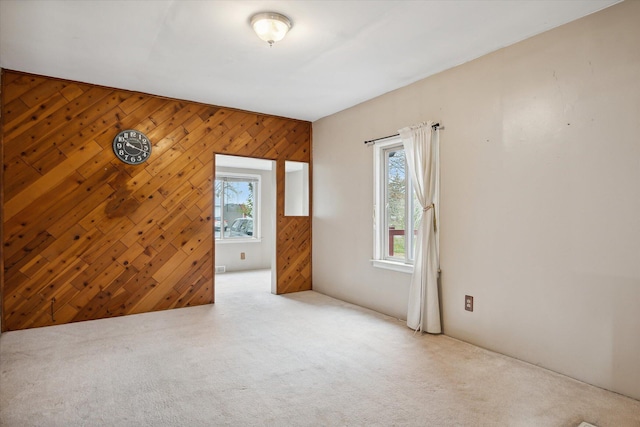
[370,259,414,274]
[215,238,262,244]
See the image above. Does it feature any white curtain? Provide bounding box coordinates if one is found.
[399,121,441,334]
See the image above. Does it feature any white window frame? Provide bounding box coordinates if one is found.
[371,136,414,274]
[215,172,261,243]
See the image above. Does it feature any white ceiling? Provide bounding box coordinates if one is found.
[216,154,304,172]
[216,154,273,171]
[0,0,620,122]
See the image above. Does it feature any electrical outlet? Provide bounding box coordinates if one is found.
[465,295,474,312]
[240,252,245,260]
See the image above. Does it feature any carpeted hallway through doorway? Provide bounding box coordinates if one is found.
[1,269,639,426]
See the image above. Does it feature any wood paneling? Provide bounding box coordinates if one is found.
[1,70,311,331]
[276,160,312,294]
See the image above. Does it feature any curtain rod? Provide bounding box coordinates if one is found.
[363,122,443,146]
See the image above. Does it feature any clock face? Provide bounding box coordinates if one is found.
[113,130,152,165]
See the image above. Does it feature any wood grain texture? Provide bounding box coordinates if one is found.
[1,70,312,331]
[276,160,312,294]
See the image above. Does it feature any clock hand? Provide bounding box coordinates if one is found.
[125,142,143,152]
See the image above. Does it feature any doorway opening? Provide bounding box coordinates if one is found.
[214,154,276,298]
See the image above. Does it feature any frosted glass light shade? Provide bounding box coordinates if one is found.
[250,12,292,46]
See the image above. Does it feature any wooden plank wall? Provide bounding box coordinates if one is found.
[1,70,312,331]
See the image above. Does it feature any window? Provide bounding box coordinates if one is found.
[214,173,260,241]
[372,136,419,273]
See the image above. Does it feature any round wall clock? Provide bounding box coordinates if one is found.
[113,130,152,165]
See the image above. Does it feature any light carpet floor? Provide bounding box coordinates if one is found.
[1,269,639,426]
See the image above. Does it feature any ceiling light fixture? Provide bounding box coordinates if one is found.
[250,12,292,47]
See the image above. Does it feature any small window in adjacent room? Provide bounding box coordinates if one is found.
[372,136,418,273]
[215,174,260,241]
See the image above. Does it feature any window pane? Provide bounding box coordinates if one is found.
[386,147,406,260]
[214,180,223,239]
[215,178,257,240]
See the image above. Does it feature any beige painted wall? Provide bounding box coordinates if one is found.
[312,1,640,400]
